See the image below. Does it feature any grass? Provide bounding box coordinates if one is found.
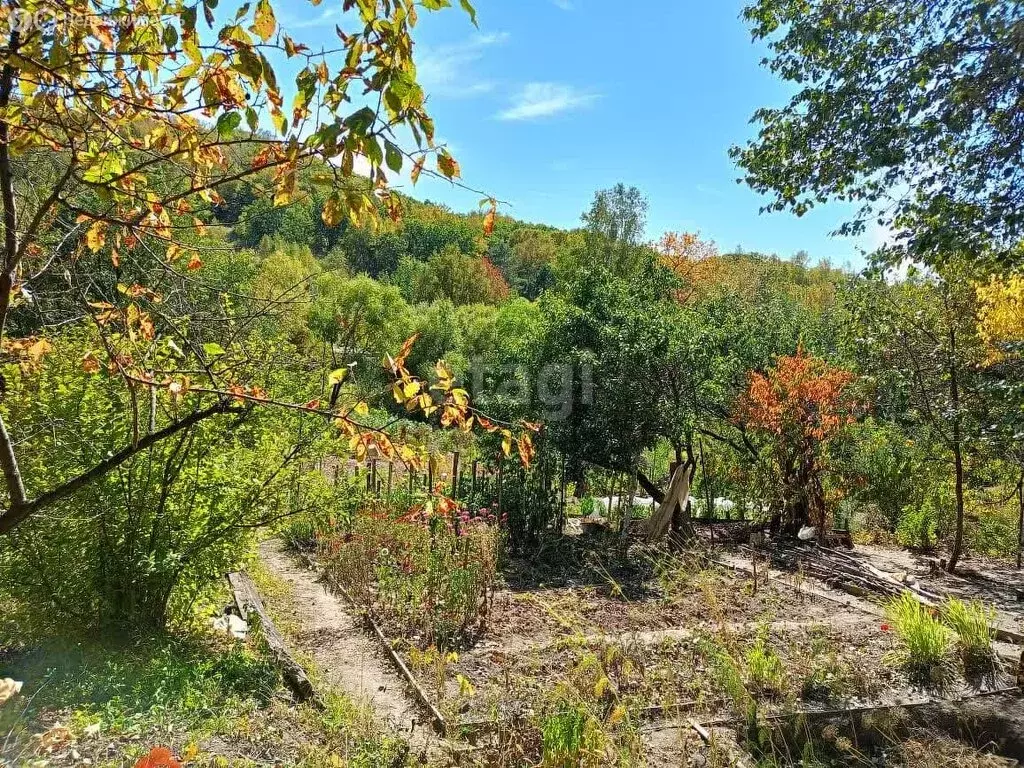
[0,557,415,768]
[539,699,606,768]
[0,631,278,765]
[884,591,951,678]
[939,597,994,662]
[744,633,786,698]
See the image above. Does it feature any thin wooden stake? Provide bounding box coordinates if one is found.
[451,452,460,498]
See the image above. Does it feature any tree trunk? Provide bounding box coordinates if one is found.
[637,469,664,503]
[646,460,695,541]
[619,463,638,543]
[948,443,966,573]
[947,326,965,574]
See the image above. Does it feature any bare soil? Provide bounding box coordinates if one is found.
[258,540,439,751]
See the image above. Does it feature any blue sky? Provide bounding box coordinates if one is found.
[275,0,885,268]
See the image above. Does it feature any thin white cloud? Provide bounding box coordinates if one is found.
[417,32,509,99]
[284,6,340,29]
[695,184,725,199]
[862,220,896,252]
[497,83,599,121]
[552,0,574,9]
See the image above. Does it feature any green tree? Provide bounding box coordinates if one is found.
[234,196,326,253]
[402,216,480,261]
[307,273,414,385]
[339,226,408,278]
[846,270,988,570]
[404,246,506,306]
[579,184,651,275]
[734,1,1024,266]
[0,0,473,535]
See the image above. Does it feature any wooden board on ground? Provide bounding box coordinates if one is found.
[227,569,322,708]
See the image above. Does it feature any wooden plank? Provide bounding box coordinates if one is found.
[227,570,323,708]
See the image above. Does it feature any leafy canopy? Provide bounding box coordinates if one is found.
[734,0,1024,267]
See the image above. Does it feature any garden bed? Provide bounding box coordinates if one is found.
[423,615,1014,725]
[311,508,1022,766]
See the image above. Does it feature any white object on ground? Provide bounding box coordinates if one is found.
[212,613,249,639]
[0,678,22,707]
[797,525,817,541]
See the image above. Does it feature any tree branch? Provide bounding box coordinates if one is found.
[0,400,244,535]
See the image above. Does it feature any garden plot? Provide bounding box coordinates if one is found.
[428,603,1013,725]
[312,515,1022,766]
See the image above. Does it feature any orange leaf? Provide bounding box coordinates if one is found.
[134,746,181,768]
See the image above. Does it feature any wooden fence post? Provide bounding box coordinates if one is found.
[1017,477,1023,570]
[497,458,504,517]
[452,452,460,498]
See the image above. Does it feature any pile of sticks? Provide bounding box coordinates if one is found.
[748,541,942,605]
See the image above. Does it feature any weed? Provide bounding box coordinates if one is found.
[407,646,458,703]
[539,698,606,768]
[744,630,786,698]
[320,493,500,649]
[940,597,994,662]
[696,634,755,721]
[884,591,951,678]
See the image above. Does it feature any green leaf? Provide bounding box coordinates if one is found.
[203,342,226,357]
[459,0,477,26]
[235,48,263,85]
[346,106,376,135]
[162,24,178,49]
[216,111,241,139]
[384,140,402,173]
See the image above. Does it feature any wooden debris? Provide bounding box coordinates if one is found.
[226,570,323,708]
[737,543,1024,645]
[644,463,693,541]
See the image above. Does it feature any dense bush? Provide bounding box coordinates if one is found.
[0,334,339,629]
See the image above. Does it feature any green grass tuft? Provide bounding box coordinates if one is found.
[940,597,994,661]
[885,591,951,676]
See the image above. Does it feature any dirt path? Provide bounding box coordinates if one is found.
[258,540,439,754]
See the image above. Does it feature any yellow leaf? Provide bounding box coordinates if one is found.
[328,367,348,385]
[607,705,626,726]
[252,0,277,42]
[81,351,101,374]
[411,155,425,185]
[85,220,107,253]
[437,151,460,179]
[166,243,183,262]
[322,193,344,227]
